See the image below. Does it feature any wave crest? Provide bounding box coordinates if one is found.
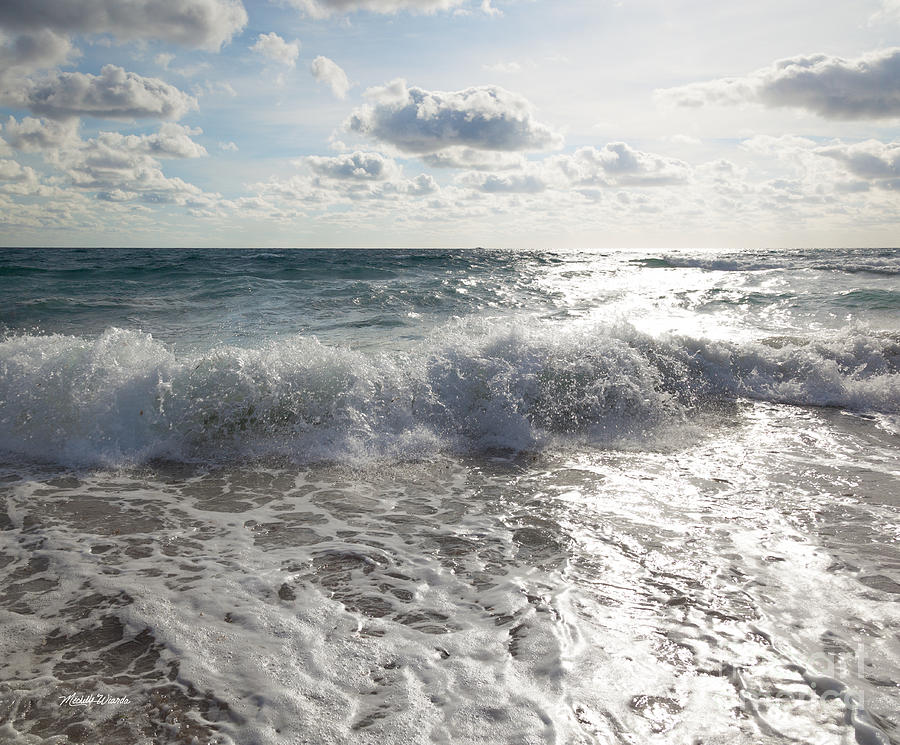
[1,325,897,466]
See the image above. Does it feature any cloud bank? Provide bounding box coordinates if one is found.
[456,142,691,194]
[347,79,562,154]
[659,48,900,120]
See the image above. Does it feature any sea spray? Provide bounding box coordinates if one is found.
[1,322,897,466]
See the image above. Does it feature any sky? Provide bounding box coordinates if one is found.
[0,0,898,248]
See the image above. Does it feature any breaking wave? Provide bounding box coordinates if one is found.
[1,324,897,466]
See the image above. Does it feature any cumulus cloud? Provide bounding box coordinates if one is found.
[817,140,900,186]
[25,65,197,121]
[252,33,300,68]
[231,131,900,234]
[659,48,900,120]
[311,56,350,99]
[306,151,400,180]
[396,173,436,196]
[0,117,214,209]
[287,0,466,19]
[3,116,79,151]
[453,142,690,195]
[112,123,208,158]
[460,171,547,193]
[725,134,885,203]
[554,143,690,187]
[48,125,213,206]
[0,29,75,91]
[0,159,38,184]
[347,79,562,154]
[0,0,247,50]
[249,150,439,214]
[420,147,524,170]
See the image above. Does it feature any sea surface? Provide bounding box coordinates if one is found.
[0,247,898,745]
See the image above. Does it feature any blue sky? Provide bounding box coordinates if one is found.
[1,0,898,247]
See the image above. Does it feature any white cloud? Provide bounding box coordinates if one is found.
[459,171,547,193]
[0,159,38,184]
[347,79,562,154]
[219,129,900,241]
[695,158,748,184]
[739,134,819,157]
[397,173,436,196]
[552,143,691,187]
[155,53,175,69]
[0,0,247,51]
[727,134,882,206]
[480,0,501,17]
[817,140,900,186]
[247,150,440,217]
[192,80,237,97]
[287,0,466,19]
[52,126,213,205]
[0,118,217,210]
[870,0,900,25]
[306,151,400,180]
[25,64,197,121]
[311,56,350,99]
[453,142,691,195]
[3,116,79,151]
[0,29,75,90]
[218,140,238,151]
[251,33,300,68]
[420,147,525,170]
[659,47,900,120]
[123,123,208,158]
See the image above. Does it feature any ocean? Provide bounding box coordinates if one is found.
[0,247,897,745]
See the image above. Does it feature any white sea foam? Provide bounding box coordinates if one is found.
[3,411,896,745]
[1,323,897,466]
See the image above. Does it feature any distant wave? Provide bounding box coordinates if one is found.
[631,250,900,276]
[1,325,897,466]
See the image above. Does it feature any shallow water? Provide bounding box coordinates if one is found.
[0,248,898,744]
